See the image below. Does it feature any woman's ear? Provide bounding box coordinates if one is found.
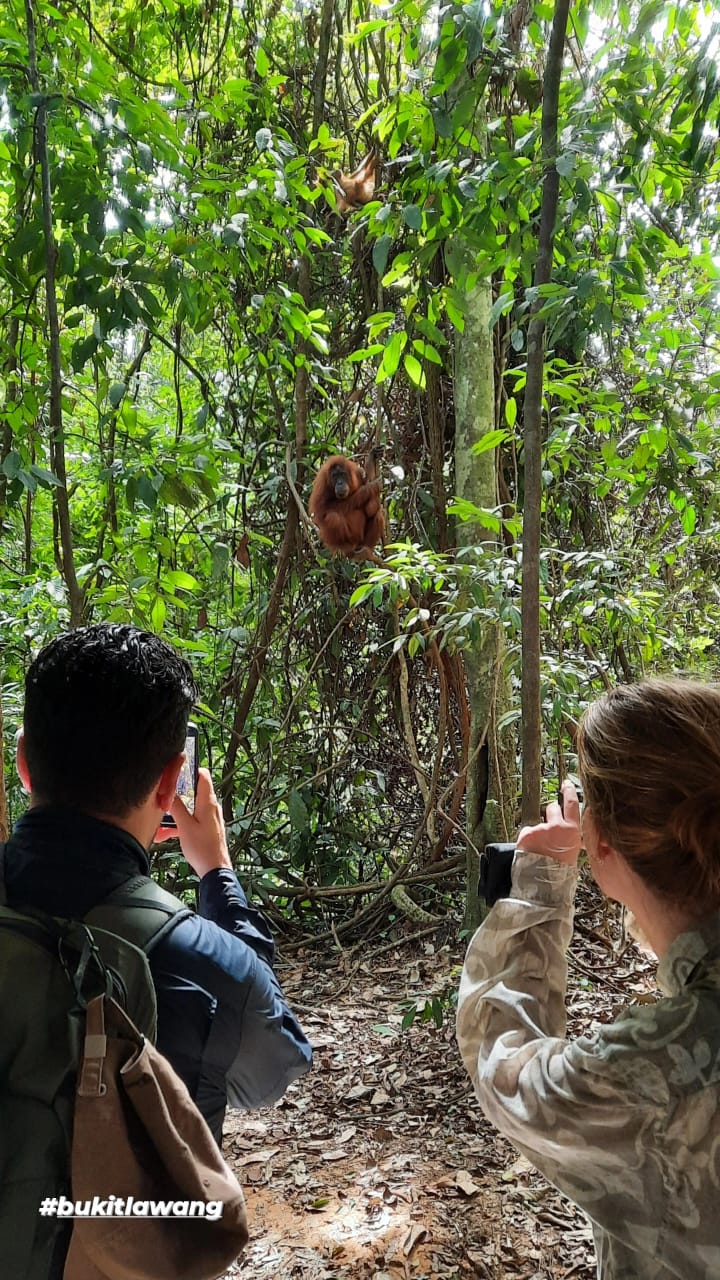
[594,833,615,861]
[16,728,31,793]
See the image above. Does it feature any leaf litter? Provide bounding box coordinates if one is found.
[221,871,656,1278]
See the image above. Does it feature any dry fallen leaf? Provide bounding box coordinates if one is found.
[403,1222,428,1255]
[345,1083,374,1101]
[371,1088,391,1106]
[501,1154,534,1182]
[435,1170,481,1197]
[236,1146,280,1166]
[455,1170,481,1197]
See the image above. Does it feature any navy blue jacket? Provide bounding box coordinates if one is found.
[3,807,312,1142]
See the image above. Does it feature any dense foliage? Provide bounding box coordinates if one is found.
[1,0,719,930]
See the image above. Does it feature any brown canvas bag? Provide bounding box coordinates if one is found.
[64,993,248,1280]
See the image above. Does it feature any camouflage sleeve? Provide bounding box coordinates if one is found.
[455,852,667,1234]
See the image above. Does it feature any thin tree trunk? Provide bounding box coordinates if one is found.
[426,256,448,550]
[0,677,8,842]
[312,0,336,134]
[25,0,85,626]
[0,159,27,525]
[454,256,515,930]
[0,315,19,527]
[520,0,570,824]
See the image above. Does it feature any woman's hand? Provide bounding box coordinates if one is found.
[515,779,582,866]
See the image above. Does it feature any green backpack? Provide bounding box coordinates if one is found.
[0,854,191,1280]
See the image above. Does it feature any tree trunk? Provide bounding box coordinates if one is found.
[0,315,19,529]
[24,0,85,625]
[0,676,8,842]
[520,0,570,824]
[454,258,515,932]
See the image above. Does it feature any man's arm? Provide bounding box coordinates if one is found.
[162,769,312,1114]
[153,910,312,1139]
[199,867,275,966]
[165,767,276,963]
[196,868,313,1105]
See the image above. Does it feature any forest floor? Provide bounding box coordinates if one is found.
[221,872,657,1280]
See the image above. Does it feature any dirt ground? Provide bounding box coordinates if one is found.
[222,873,656,1280]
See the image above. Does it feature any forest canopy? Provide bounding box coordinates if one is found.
[1,0,720,932]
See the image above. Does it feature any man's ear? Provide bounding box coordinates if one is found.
[154,753,185,814]
[16,729,31,793]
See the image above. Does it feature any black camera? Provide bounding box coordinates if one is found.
[478,778,583,908]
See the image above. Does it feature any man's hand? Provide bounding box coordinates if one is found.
[156,768,233,878]
[515,779,582,866]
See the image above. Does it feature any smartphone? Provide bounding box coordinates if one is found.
[160,722,199,829]
[559,774,584,814]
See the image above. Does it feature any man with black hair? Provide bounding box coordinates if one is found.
[2,623,312,1141]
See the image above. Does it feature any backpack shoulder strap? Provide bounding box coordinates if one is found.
[85,875,193,956]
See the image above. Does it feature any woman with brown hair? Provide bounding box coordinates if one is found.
[457,679,720,1280]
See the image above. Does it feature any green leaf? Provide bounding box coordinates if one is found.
[57,241,75,277]
[472,429,509,455]
[372,234,392,276]
[402,204,422,230]
[447,499,502,532]
[490,291,514,328]
[377,330,407,382]
[556,152,576,177]
[16,468,37,493]
[445,291,466,332]
[225,77,250,102]
[109,381,126,408]
[1,450,22,480]
[150,596,166,631]
[255,46,270,76]
[404,353,426,389]
[161,475,198,509]
[137,142,153,173]
[349,582,375,607]
[165,569,200,590]
[210,543,230,580]
[136,475,158,510]
[28,464,61,488]
[71,335,98,372]
[347,344,384,362]
[288,789,309,832]
[412,339,442,365]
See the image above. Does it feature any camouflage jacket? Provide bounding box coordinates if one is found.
[456,851,720,1279]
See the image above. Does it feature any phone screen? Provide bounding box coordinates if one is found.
[161,723,199,828]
